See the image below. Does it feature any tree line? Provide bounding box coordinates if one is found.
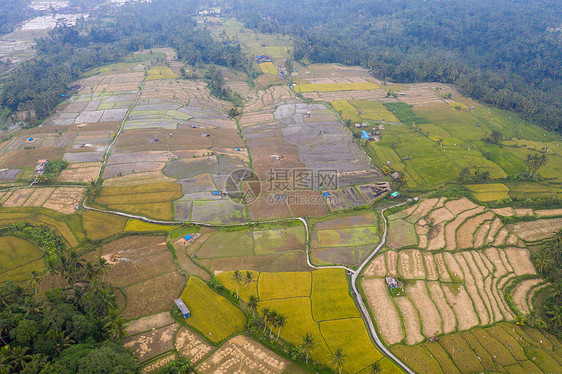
[231,0,562,133]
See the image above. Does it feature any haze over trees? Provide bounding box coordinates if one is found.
[232,0,562,133]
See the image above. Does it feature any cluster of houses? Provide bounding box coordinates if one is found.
[198,7,221,15]
[255,55,272,63]
[356,123,385,142]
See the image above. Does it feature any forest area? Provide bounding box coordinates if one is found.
[231,0,562,133]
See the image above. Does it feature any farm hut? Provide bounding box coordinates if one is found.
[374,131,381,136]
[354,123,361,129]
[379,125,385,130]
[399,92,405,96]
[323,192,330,197]
[184,235,193,241]
[389,191,400,199]
[174,299,190,318]
[361,130,370,140]
[361,123,368,128]
[391,172,402,181]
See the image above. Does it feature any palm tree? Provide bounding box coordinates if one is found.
[6,346,32,372]
[546,304,562,329]
[267,310,278,336]
[301,332,316,364]
[331,347,347,374]
[262,308,271,333]
[83,261,98,282]
[44,257,61,288]
[232,270,243,299]
[244,271,255,298]
[104,311,128,340]
[369,361,382,374]
[275,313,286,341]
[27,271,43,295]
[247,295,259,317]
[96,257,110,282]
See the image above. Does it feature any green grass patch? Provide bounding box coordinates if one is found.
[383,102,428,124]
[252,226,305,255]
[168,226,200,241]
[180,277,246,343]
[0,236,43,277]
[196,231,254,259]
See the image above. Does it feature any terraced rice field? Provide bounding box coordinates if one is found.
[362,197,558,348]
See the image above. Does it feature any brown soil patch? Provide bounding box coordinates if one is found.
[535,208,562,217]
[492,207,514,216]
[457,212,494,249]
[23,187,55,207]
[126,312,174,336]
[141,355,176,374]
[196,335,289,374]
[385,250,398,277]
[395,296,424,345]
[486,218,503,244]
[429,207,455,224]
[398,250,425,279]
[364,254,387,277]
[3,188,34,207]
[423,252,438,280]
[427,282,456,333]
[454,254,489,325]
[42,187,84,214]
[443,253,463,281]
[461,252,492,324]
[473,221,491,248]
[441,284,479,331]
[427,223,445,250]
[504,247,536,276]
[122,271,186,319]
[434,253,451,282]
[363,278,404,345]
[493,228,509,246]
[506,234,519,246]
[445,197,478,216]
[103,171,175,186]
[59,164,100,183]
[511,279,543,315]
[513,208,533,216]
[507,218,562,242]
[407,198,439,222]
[498,249,514,273]
[123,323,179,362]
[445,206,485,250]
[407,281,442,338]
[175,326,215,364]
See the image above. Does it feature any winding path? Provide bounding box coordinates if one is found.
[82,201,414,373]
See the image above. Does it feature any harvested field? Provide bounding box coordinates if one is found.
[456,212,494,249]
[296,82,379,93]
[394,296,424,345]
[406,198,438,223]
[427,223,446,251]
[122,271,186,319]
[391,345,443,374]
[505,247,536,275]
[510,278,543,315]
[23,188,55,207]
[126,312,174,336]
[423,252,438,280]
[474,221,491,248]
[397,250,425,279]
[42,187,84,214]
[454,254,489,325]
[434,253,452,282]
[535,208,562,217]
[123,323,179,362]
[385,250,398,277]
[441,284,479,331]
[507,218,562,242]
[59,164,100,183]
[438,334,484,374]
[427,282,456,333]
[445,198,478,216]
[362,278,403,345]
[175,326,215,364]
[493,228,508,246]
[3,188,33,207]
[445,206,484,250]
[486,217,503,244]
[363,254,387,277]
[407,281,442,337]
[197,335,289,374]
[428,207,455,224]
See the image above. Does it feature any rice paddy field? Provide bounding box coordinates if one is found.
[362,197,561,354]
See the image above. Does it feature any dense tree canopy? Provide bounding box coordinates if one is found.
[232,0,562,132]
[0,0,33,34]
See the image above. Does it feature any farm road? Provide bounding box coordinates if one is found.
[81,201,414,373]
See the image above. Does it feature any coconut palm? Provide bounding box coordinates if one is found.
[232,270,243,299]
[104,311,128,340]
[244,271,255,298]
[546,304,562,329]
[247,295,259,317]
[301,332,315,363]
[27,271,43,295]
[45,257,61,288]
[275,313,286,341]
[83,261,98,282]
[96,257,111,282]
[5,346,32,372]
[267,310,278,336]
[331,347,347,374]
[261,308,271,333]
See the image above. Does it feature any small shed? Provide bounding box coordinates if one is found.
[174,299,190,318]
[390,191,400,199]
[184,235,193,241]
[391,172,401,180]
[361,130,370,140]
[354,123,361,129]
